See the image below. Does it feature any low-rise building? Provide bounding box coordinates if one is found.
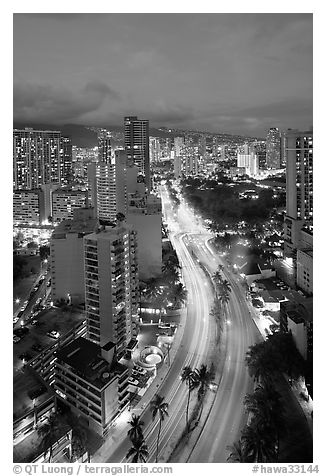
[296,248,313,296]
[280,298,313,361]
[54,337,129,436]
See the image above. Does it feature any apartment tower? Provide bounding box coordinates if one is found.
[84,222,139,359]
[124,116,150,190]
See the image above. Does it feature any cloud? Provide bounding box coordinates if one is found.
[14,80,120,123]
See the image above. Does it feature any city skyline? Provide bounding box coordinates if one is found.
[13,13,312,136]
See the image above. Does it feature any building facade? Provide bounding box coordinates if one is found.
[50,208,97,304]
[266,127,281,169]
[13,189,45,225]
[124,116,150,190]
[84,222,139,358]
[13,128,72,189]
[54,337,129,436]
[52,189,89,222]
[96,147,127,223]
[284,130,313,259]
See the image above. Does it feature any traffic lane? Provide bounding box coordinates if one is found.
[188,291,255,462]
[187,238,259,462]
[137,233,212,461]
[14,272,50,327]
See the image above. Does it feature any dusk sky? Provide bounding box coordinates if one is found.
[13,13,313,136]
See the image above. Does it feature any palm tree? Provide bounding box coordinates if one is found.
[170,283,187,308]
[212,271,223,289]
[126,437,149,463]
[218,288,230,321]
[227,439,252,463]
[244,383,286,461]
[194,364,214,421]
[37,412,65,462]
[241,421,277,463]
[180,366,199,431]
[245,343,275,384]
[144,278,162,302]
[150,394,169,463]
[220,279,231,295]
[209,297,222,342]
[194,364,213,399]
[127,414,145,443]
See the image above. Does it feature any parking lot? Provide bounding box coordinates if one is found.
[13,307,85,372]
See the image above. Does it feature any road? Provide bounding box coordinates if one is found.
[14,270,51,328]
[93,183,261,463]
[163,184,261,462]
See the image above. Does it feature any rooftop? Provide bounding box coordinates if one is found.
[281,298,313,324]
[52,217,97,238]
[56,337,127,389]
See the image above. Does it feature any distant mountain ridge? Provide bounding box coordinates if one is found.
[13,122,262,148]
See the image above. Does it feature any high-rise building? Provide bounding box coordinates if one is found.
[13,189,45,225]
[280,131,287,168]
[96,130,127,222]
[174,156,182,179]
[51,189,89,223]
[61,136,73,186]
[266,127,281,169]
[13,128,72,189]
[284,129,313,290]
[149,137,161,162]
[284,130,313,255]
[126,193,162,280]
[50,208,97,305]
[124,116,150,190]
[198,135,206,157]
[84,222,139,359]
[237,151,259,177]
[174,137,184,156]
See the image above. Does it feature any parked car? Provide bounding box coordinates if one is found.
[13,335,21,344]
[128,377,139,386]
[47,330,60,339]
[14,327,29,337]
[32,343,43,352]
[19,352,32,361]
[13,316,19,324]
[133,365,147,376]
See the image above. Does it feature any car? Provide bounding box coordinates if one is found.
[133,366,147,376]
[47,330,60,339]
[14,327,29,337]
[31,319,38,326]
[128,377,139,386]
[19,352,32,361]
[32,343,43,352]
[13,316,19,324]
[13,335,21,343]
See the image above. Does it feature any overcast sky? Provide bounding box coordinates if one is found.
[13,13,313,136]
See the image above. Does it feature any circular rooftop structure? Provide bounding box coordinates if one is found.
[140,346,164,368]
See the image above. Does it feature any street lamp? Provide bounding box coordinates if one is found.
[15,298,20,304]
